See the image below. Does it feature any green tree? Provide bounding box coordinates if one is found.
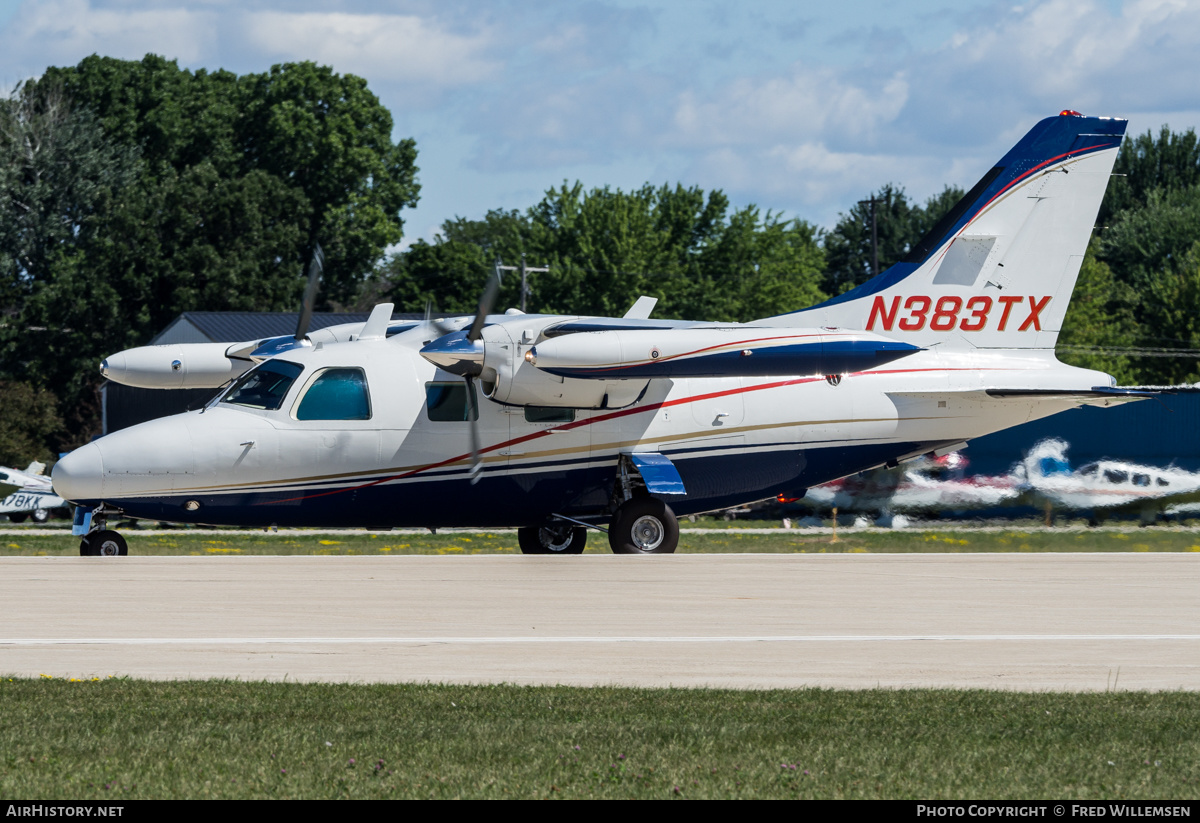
[1,57,419,443]
[1099,183,1200,293]
[821,184,964,294]
[1056,241,1139,383]
[381,182,826,322]
[45,55,420,308]
[1136,240,1200,384]
[0,380,63,465]
[1100,126,1200,225]
[0,79,143,442]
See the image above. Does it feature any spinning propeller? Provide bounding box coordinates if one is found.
[418,269,503,484]
[294,243,324,341]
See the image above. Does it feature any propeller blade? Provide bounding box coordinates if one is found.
[295,243,324,341]
[423,301,452,338]
[466,269,502,343]
[464,376,482,485]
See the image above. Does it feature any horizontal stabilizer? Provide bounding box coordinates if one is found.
[985,387,1158,401]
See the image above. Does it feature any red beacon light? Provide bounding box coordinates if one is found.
[1059,110,1083,116]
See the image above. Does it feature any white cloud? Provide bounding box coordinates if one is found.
[242,11,497,91]
[0,0,216,69]
[671,67,909,149]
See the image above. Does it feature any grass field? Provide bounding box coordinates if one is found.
[5,524,1200,555]
[3,679,1199,799]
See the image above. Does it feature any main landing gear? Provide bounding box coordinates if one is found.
[518,454,685,555]
[517,522,587,554]
[608,496,679,554]
[518,495,682,556]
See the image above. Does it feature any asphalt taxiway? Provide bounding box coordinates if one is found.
[3,553,1198,690]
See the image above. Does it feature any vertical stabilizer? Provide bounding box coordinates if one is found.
[759,114,1127,350]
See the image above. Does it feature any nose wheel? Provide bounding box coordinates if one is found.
[80,530,128,557]
[608,497,679,554]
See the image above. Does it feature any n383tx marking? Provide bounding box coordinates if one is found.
[866,295,1051,333]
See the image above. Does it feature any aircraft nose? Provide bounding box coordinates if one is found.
[52,443,105,502]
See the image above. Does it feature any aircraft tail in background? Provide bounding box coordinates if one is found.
[759,113,1127,350]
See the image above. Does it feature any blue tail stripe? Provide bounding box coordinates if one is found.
[791,114,1127,313]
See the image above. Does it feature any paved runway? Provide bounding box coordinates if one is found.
[3,553,1199,690]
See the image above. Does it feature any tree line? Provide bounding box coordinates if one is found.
[2,54,1200,463]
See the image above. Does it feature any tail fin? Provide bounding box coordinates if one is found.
[761,113,1127,349]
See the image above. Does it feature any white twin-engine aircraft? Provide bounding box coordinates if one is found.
[54,112,1148,556]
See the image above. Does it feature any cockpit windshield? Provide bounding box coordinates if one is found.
[221,360,304,410]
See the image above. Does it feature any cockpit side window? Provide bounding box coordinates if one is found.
[296,368,371,420]
[222,360,304,410]
[425,382,478,422]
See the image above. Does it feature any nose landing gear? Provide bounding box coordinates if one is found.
[75,505,128,557]
[80,529,128,557]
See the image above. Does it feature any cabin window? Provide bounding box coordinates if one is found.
[1104,469,1128,484]
[1133,473,1151,487]
[425,382,478,422]
[296,368,371,421]
[524,406,575,424]
[1079,464,1098,477]
[222,360,303,411]
[1157,477,1170,487]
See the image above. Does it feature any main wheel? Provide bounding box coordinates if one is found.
[518,523,587,554]
[30,508,49,523]
[8,513,27,524]
[82,530,128,557]
[609,497,680,554]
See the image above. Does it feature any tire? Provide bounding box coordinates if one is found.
[608,497,680,554]
[82,530,128,557]
[518,523,587,554]
[8,513,27,524]
[30,508,49,523]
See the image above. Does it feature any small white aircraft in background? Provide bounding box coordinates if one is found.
[1018,438,1200,520]
[794,452,1023,522]
[1,462,68,523]
[54,112,1149,556]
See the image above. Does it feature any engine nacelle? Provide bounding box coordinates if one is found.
[100,343,253,389]
[476,323,647,409]
[524,327,920,379]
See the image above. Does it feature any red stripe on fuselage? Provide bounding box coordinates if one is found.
[258,365,1007,505]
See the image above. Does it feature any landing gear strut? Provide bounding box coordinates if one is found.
[608,496,679,554]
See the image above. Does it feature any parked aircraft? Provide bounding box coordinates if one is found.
[797,452,1023,519]
[54,112,1148,556]
[1,462,67,523]
[1018,438,1200,520]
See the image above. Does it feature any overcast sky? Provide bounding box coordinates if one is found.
[1,0,1197,247]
